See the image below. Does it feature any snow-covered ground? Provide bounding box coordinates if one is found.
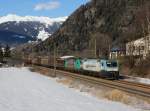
[125,76,150,85]
[0,67,145,111]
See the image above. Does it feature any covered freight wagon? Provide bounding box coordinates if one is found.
[74,58,82,70]
[64,57,82,70]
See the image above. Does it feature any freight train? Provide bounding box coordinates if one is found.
[24,56,119,80]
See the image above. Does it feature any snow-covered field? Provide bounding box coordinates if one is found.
[0,67,145,111]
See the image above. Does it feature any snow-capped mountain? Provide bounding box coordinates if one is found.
[0,14,67,45]
[0,14,67,25]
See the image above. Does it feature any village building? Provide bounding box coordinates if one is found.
[126,36,150,58]
[109,47,125,59]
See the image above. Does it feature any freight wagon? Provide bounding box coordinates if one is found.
[25,56,119,80]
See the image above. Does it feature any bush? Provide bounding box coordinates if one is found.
[132,56,150,77]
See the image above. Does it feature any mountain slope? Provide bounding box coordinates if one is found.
[0,30,35,45]
[36,0,150,57]
[0,21,61,41]
[0,14,67,45]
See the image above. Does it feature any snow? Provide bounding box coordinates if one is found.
[125,76,150,85]
[24,28,27,32]
[34,27,38,30]
[5,27,8,30]
[0,14,67,41]
[37,29,51,41]
[133,38,144,45]
[0,67,142,111]
[13,35,25,39]
[137,78,150,84]
[0,14,67,26]
[60,55,75,59]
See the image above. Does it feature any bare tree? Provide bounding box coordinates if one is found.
[135,2,150,57]
[89,32,112,58]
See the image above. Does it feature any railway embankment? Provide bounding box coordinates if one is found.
[29,65,150,110]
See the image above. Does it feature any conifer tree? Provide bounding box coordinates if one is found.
[4,45,11,57]
[0,44,3,62]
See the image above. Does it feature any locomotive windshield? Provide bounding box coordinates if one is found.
[106,61,117,67]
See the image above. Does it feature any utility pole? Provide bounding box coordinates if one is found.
[48,46,51,76]
[31,46,33,67]
[94,37,97,58]
[22,51,25,67]
[108,45,111,59]
[53,43,56,77]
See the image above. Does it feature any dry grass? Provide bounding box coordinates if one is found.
[56,78,83,90]
[29,66,51,76]
[56,77,106,99]
[56,78,73,86]
[56,78,133,105]
[29,66,150,109]
[89,88,104,99]
[104,89,130,104]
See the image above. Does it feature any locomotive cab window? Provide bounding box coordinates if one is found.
[106,61,117,67]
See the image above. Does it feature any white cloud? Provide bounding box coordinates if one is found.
[34,1,60,11]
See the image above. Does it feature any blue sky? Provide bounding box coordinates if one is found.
[0,0,89,18]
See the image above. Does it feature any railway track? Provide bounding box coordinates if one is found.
[29,63,150,98]
[52,68,150,98]
[117,80,150,89]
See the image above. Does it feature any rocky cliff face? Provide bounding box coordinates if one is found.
[35,0,150,57]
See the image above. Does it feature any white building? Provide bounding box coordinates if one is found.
[109,47,125,59]
[126,36,150,58]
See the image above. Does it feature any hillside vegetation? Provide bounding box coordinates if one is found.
[32,0,150,57]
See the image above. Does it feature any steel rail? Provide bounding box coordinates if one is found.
[54,69,150,98]
[117,80,150,89]
[29,63,150,98]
